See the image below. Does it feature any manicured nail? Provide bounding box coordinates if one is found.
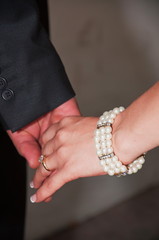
[30,194,36,203]
[30,181,34,189]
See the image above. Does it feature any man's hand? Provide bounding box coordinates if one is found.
[7,98,80,168]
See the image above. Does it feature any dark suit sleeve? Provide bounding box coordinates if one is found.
[0,0,75,132]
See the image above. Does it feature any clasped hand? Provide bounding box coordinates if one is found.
[30,116,105,203]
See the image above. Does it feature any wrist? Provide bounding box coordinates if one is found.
[112,110,145,165]
[95,107,146,176]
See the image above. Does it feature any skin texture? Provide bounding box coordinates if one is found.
[7,97,80,169]
[113,81,159,164]
[31,81,159,203]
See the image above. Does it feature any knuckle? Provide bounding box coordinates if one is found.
[60,116,72,126]
[56,129,66,142]
[45,181,53,193]
[56,146,66,159]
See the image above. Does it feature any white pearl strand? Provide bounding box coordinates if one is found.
[95,107,146,176]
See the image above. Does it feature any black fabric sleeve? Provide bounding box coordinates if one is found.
[0,0,75,132]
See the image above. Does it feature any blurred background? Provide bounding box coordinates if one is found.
[25,0,159,239]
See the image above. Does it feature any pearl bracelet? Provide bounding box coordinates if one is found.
[94,107,146,176]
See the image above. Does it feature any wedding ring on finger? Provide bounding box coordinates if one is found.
[39,154,51,172]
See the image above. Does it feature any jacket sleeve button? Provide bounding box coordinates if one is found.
[0,77,7,90]
[2,89,14,101]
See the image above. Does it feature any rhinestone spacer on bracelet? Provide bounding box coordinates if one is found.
[94,106,146,176]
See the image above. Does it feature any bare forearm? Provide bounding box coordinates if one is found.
[113,81,159,164]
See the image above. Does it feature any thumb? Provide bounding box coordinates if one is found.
[19,140,41,168]
[7,130,41,168]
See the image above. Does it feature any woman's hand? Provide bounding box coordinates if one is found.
[30,116,105,203]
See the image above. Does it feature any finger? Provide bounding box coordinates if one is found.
[32,154,57,189]
[7,130,41,169]
[30,169,66,203]
[42,137,57,156]
[40,123,59,147]
[44,197,52,203]
[20,141,41,168]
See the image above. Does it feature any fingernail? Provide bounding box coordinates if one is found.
[30,194,36,203]
[30,181,34,189]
